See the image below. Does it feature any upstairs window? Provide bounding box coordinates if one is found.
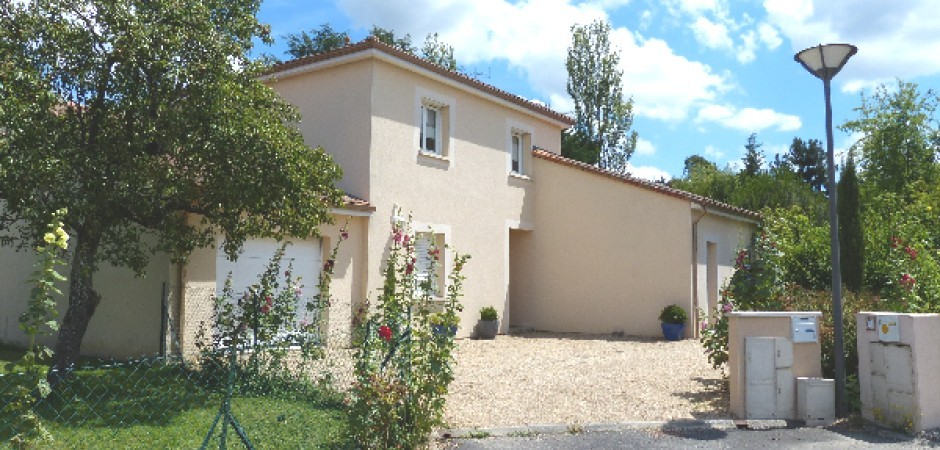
[420,104,443,155]
[511,133,524,174]
[509,130,531,176]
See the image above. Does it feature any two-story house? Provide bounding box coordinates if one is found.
[0,37,758,358]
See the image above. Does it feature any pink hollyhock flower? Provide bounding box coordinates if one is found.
[722,302,734,313]
[379,325,392,341]
[265,295,273,307]
[906,246,918,260]
[261,304,271,314]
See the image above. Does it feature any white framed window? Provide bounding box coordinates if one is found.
[420,104,442,155]
[508,127,532,176]
[414,232,444,297]
[511,132,525,174]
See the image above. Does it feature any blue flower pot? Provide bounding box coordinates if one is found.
[662,322,685,341]
[433,325,458,337]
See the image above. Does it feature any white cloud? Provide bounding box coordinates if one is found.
[626,163,672,181]
[338,0,729,122]
[635,138,656,155]
[614,31,729,121]
[736,30,758,63]
[692,16,733,50]
[763,0,940,90]
[703,144,725,159]
[696,104,802,132]
[757,22,782,49]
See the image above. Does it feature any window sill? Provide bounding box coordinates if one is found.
[418,150,449,162]
[508,172,532,181]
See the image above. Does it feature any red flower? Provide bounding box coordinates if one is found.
[265,295,273,307]
[900,273,916,290]
[379,325,392,341]
[323,259,335,271]
[261,304,271,314]
[340,229,349,241]
[906,246,918,260]
[891,236,902,248]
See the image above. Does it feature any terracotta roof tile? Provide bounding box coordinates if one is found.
[533,149,761,221]
[341,194,375,212]
[264,37,575,127]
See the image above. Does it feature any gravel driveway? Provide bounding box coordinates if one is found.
[444,332,728,429]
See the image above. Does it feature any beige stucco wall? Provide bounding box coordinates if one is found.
[509,157,695,337]
[267,59,374,200]
[0,237,173,359]
[856,312,940,433]
[693,209,756,330]
[728,312,823,419]
[178,215,370,355]
[269,56,567,338]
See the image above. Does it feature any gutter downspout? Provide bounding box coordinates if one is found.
[691,203,708,339]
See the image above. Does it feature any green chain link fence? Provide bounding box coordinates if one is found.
[0,347,357,449]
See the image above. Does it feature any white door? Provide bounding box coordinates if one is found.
[216,238,322,336]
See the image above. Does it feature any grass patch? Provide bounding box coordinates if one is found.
[1,350,351,448]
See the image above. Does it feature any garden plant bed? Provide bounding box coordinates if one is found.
[444,332,728,428]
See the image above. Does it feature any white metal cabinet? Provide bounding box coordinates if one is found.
[745,336,796,419]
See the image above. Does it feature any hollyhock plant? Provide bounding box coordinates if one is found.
[348,215,469,448]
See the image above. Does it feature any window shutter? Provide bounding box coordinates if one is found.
[414,233,436,295]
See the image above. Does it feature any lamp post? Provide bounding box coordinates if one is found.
[795,43,857,418]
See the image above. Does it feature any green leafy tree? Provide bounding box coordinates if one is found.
[563,20,638,174]
[370,25,416,53]
[285,23,349,59]
[841,79,939,195]
[669,156,737,204]
[421,32,457,71]
[838,154,864,292]
[741,133,764,176]
[0,0,343,374]
[786,137,827,191]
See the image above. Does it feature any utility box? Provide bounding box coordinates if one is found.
[729,312,823,420]
[857,312,940,433]
[745,336,794,419]
[797,377,835,426]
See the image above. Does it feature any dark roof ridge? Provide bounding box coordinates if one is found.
[532,149,761,221]
[264,37,574,126]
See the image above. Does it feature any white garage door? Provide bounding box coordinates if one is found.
[216,238,322,336]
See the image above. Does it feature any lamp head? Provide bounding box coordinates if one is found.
[795,44,857,81]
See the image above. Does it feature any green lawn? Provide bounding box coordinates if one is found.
[1,344,351,448]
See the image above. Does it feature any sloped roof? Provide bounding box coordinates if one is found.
[263,37,575,127]
[533,149,761,221]
[341,194,375,212]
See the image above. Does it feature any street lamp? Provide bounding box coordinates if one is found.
[795,43,857,418]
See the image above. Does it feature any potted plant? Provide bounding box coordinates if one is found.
[477,306,499,339]
[430,312,458,337]
[659,304,687,341]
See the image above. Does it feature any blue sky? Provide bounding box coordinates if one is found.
[255,0,940,180]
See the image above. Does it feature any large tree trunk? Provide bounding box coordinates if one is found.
[49,234,101,384]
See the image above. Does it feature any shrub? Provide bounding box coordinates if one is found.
[479,306,498,321]
[658,304,687,324]
[347,218,469,448]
